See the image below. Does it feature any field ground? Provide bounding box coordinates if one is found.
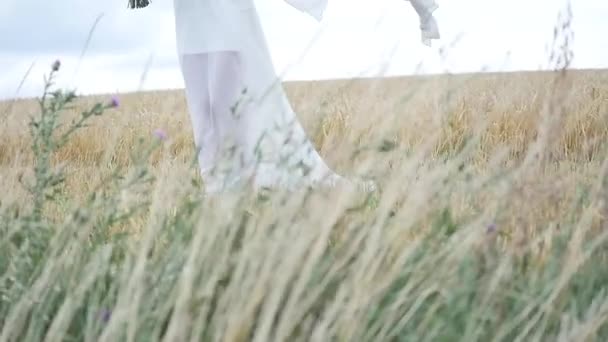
[2,68,608,340]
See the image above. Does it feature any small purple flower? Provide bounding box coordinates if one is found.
[153,128,168,141]
[486,223,498,234]
[109,96,120,108]
[99,309,111,323]
[51,59,61,72]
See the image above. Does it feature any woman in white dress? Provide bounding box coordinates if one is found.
[129,0,440,194]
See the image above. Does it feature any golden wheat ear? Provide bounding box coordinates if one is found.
[127,0,151,9]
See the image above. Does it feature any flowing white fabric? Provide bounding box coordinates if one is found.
[407,0,440,46]
[172,0,440,192]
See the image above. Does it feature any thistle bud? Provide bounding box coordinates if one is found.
[51,60,61,72]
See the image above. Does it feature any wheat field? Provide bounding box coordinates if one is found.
[2,70,607,229]
[2,67,608,341]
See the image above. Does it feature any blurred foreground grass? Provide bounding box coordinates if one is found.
[1,64,608,341]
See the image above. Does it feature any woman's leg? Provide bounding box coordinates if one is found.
[179,54,224,185]
[206,51,253,180]
[180,51,253,193]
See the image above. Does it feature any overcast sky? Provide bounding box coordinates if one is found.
[0,0,605,100]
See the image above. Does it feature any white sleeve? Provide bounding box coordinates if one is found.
[406,0,440,46]
[283,0,328,21]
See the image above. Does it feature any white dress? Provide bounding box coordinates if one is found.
[172,0,440,191]
[173,0,328,54]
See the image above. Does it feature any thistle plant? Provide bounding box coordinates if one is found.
[0,61,161,341]
[26,61,119,222]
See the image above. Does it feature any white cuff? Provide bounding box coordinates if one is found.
[284,0,328,21]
